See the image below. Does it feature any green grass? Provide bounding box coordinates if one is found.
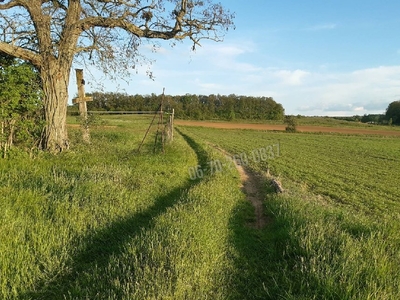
[288,116,399,129]
[2,114,400,299]
[180,125,400,299]
[182,126,400,215]
[1,122,197,298]
[0,116,248,299]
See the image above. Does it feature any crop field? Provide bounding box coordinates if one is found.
[180,125,400,299]
[1,114,400,299]
[181,126,400,215]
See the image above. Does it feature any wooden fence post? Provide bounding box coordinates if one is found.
[170,108,174,141]
[72,69,93,143]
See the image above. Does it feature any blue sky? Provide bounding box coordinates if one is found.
[70,0,400,116]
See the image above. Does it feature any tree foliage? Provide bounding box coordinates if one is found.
[81,92,285,121]
[386,101,400,125]
[0,0,235,152]
[284,115,297,132]
[0,54,44,157]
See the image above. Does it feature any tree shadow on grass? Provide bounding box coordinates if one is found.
[227,189,341,299]
[21,130,210,300]
[226,196,291,299]
[175,128,209,172]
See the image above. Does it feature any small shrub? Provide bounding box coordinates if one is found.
[284,115,297,132]
[0,60,44,157]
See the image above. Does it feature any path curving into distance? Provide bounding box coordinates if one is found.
[209,144,269,229]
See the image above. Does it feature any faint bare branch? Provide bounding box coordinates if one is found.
[0,41,42,66]
[0,0,234,75]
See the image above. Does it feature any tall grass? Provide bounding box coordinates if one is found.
[0,125,196,298]
[1,117,248,299]
[181,125,400,299]
[260,183,400,299]
[3,115,400,299]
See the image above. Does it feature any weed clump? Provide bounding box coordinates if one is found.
[285,115,298,132]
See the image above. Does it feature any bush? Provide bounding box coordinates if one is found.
[284,115,297,132]
[0,57,44,156]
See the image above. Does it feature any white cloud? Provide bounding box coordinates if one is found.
[185,41,262,73]
[306,23,337,31]
[212,45,248,56]
[274,69,310,86]
[285,65,400,115]
[68,33,400,117]
[194,79,224,92]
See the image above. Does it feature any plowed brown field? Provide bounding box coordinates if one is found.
[175,120,400,136]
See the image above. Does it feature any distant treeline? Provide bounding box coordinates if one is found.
[333,101,400,125]
[69,92,285,120]
[334,114,389,124]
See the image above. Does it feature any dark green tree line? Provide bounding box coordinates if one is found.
[82,92,285,121]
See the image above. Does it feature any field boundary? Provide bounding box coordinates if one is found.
[175,120,400,136]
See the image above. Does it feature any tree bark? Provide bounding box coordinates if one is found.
[40,60,71,152]
[7,119,15,148]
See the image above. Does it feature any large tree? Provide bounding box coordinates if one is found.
[386,100,400,125]
[0,0,234,152]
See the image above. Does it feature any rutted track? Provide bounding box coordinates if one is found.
[208,143,268,229]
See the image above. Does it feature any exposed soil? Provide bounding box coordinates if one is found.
[236,164,269,229]
[175,120,400,136]
[210,144,268,229]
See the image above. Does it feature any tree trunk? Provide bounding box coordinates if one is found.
[40,61,71,153]
[7,119,15,148]
[1,120,5,158]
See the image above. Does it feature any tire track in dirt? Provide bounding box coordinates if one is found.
[210,144,269,229]
[236,164,268,229]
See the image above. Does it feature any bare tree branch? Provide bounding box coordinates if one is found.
[0,41,42,66]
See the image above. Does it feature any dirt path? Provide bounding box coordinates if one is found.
[210,144,268,229]
[175,120,400,136]
[236,164,268,229]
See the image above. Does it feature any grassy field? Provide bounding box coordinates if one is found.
[180,125,400,299]
[1,114,400,299]
[180,115,400,131]
[0,115,245,299]
[284,116,400,130]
